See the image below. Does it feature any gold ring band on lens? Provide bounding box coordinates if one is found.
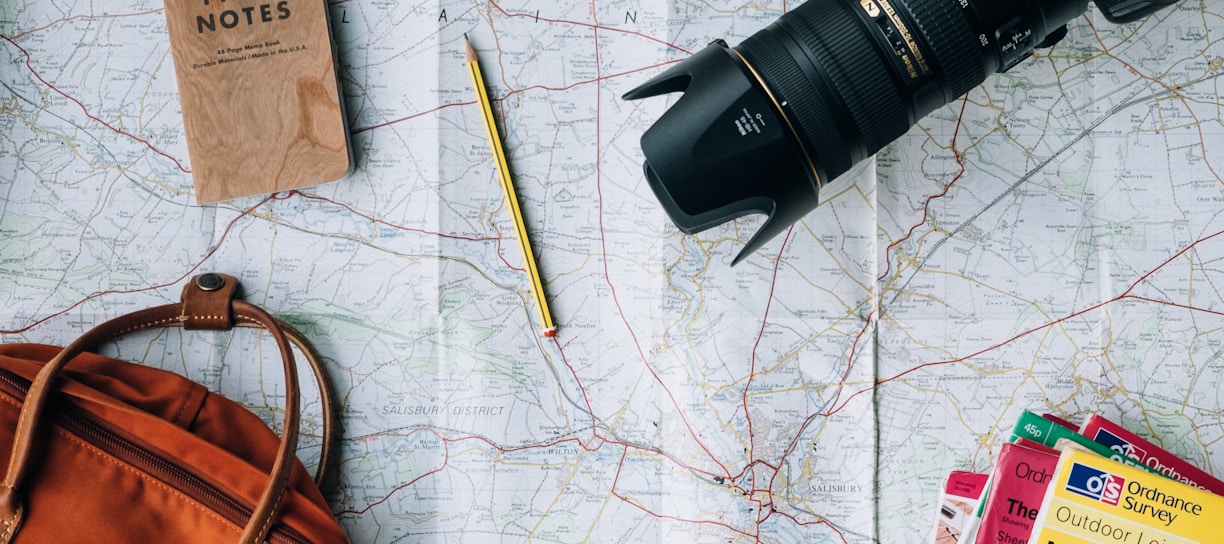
[872,0,930,76]
[729,48,824,190]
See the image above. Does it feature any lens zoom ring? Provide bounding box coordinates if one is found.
[740,32,852,177]
[896,0,986,98]
[784,1,911,155]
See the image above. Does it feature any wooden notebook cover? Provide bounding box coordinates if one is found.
[163,0,350,203]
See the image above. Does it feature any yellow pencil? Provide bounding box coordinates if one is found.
[465,36,557,338]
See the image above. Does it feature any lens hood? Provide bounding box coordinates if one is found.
[623,41,822,265]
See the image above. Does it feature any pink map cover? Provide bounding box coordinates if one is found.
[973,441,1058,544]
[1081,413,1224,494]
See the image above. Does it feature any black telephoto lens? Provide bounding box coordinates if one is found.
[624,0,1093,264]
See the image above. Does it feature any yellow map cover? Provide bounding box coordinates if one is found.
[1031,447,1220,544]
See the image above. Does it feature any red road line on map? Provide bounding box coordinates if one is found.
[469,4,815,529]
[15,4,902,536]
[288,189,737,494]
[766,510,850,543]
[822,93,968,421]
[876,95,970,284]
[351,101,471,135]
[849,22,1224,410]
[3,9,166,41]
[350,61,680,134]
[334,434,595,516]
[586,13,731,480]
[2,35,191,174]
[290,187,530,272]
[609,445,754,539]
[822,312,876,417]
[1085,19,1224,187]
[0,195,275,334]
[286,190,497,243]
[489,2,693,56]
[5,9,165,40]
[447,431,728,481]
[341,13,734,513]
[337,428,739,518]
[510,61,685,95]
[349,1,688,135]
[743,227,794,463]
[335,429,452,516]
[1126,296,1224,317]
[609,491,758,539]
[285,190,528,271]
[824,228,1224,416]
[553,336,599,431]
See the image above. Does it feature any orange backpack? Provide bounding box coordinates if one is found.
[0,274,348,543]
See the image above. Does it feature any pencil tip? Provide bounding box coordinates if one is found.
[465,35,476,63]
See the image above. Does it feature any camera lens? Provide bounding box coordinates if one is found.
[624,0,1088,264]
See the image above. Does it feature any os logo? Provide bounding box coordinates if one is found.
[1093,429,1147,462]
[1065,463,1125,506]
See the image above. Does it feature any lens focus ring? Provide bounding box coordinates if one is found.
[731,0,994,185]
[784,1,911,155]
[740,0,913,177]
[896,0,987,99]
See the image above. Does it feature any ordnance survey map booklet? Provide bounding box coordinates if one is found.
[1079,413,1224,495]
[1031,448,1223,544]
[5,2,1224,542]
[972,441,1060,544]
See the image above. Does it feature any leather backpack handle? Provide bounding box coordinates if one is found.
[249,318,339,487]
[0,274,325,544]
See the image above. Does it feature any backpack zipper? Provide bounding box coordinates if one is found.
[0,367,310,544]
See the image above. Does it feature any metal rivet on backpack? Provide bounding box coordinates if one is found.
[196,273,225,292]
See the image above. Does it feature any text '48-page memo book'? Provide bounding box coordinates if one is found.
[163,0,351,203]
